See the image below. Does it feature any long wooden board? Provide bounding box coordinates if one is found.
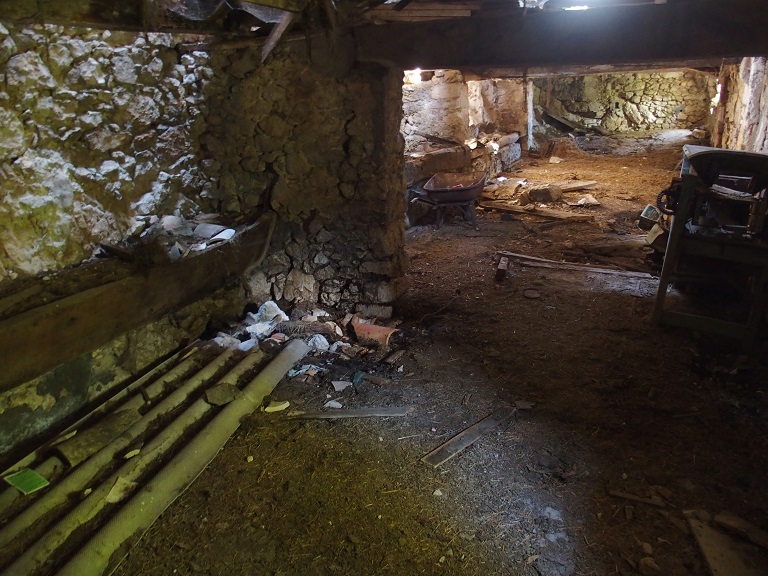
[480,201,595,221]
[688,518,764,576]
[0,213,276,393]
[421,407,515,468]
[289,407,412,419]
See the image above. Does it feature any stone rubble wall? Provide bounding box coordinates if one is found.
[533,71,716,133]
[201,42,407,310]
[467,78,527,135]
[401,69,470,152]
[0,26,408,459]
[720,58,768,153]
[0,22,212,283]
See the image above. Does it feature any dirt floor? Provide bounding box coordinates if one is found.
[111,132,768,576]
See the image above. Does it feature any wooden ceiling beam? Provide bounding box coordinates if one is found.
[355,1,768,70]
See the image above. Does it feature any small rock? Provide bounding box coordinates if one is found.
[324,400,343,409]
[246,455,254,463]
[205,384,240,406]
[432,489,443,497]
[638,556,661,575]
[529,185,563,203]
[523,288,541,299]
[640,542,653,555]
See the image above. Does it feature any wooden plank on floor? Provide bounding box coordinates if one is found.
[688,518,764,576]
[496,250,654,279]
[480,201,595,221]
[289,407,412,419]
[421,407,515,468]
[0,212,277,393]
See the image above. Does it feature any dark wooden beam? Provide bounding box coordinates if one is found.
[0,0,307,30]
[356,1,768,70]
[0,213,276,393]
[0,0,144,29]
[462,59,736,80]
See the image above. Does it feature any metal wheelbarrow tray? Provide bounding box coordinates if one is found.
[423,172,487,203]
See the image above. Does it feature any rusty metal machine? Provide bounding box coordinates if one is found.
[652,145,768,346]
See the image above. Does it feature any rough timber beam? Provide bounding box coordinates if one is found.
[355,1,768,70]
[0,0,306,31]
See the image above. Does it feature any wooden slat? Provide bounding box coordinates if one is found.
[421,407,515,468]
[0,213,276,393]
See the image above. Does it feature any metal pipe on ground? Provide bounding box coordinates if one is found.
[0,348,237,556]
[2,349,267,576]
[0,348,204,519]
[57,339,309,576]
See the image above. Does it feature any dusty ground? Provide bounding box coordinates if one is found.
[109,132,768,576]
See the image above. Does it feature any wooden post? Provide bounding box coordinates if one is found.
[527,79,536,152]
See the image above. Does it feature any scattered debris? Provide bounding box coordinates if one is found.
[495,257,510,282]
[421,407,517,468]
[290,407,412,419]
[287,364,324,378]
[638,556,661,575]
[529,185,563,203]
[332,380,353,392]
[384,349,406,364]
[608,489,666,507]
[559,180,598,193]
[351,322,398,348]
[565,193,600,207]
[264,400,290,413]
[714,512,768,551]
[497,250,653,278]
[307,334,330,351]
[688,517,764,576]
[323,400,343,409]
[481,201,595,222]
[523,289,541,299]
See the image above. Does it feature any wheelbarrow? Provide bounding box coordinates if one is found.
[408,172,487,229]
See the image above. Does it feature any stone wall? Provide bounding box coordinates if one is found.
[0,22,212,283]
[201,41,406,310]
[720,58,768,153]
[0,26,407,460]
[534,71,715,133]
[467,78,527,135]
[401,69,470,152]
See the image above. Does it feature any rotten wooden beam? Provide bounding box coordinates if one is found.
[261,10,297,62]
[0,0,307,31]
[496,250,654,279]
[421,407,516,468]
[356,1,768,70]
[480,201,595,222]
[0,213,276,393]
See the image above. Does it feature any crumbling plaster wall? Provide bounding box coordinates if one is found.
[0,22,212,283]
[534,71,715,133]
[720,58,768,153]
